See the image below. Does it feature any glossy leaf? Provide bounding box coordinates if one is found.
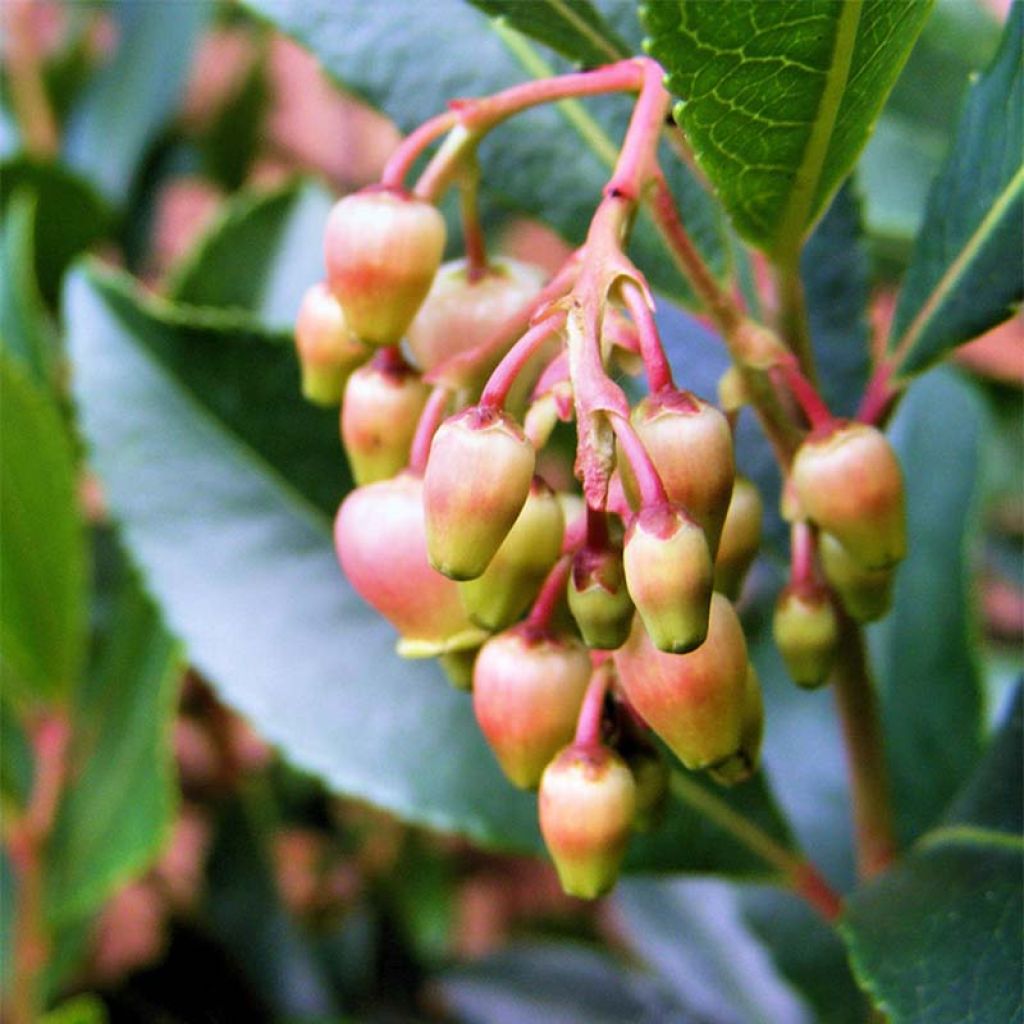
[0,355,88,704]
[887,4,1023,377]
[466,0,628,66]
[63,0,209,202]
[167,180,334,334]
[241,0,726,306]
[841,688,1024,1024]
[67,263,793,874]
[46,555,182,925]
[868,369,989,846]
[643,0,933,257]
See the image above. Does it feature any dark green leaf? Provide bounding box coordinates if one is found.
[167,181,334,334]
[0,190,56,387]
[800,181,870,418]
[437,943,680,1024]
[868,369,989,845]
[841,688,1024,1024]
[0,355,88,703]
[0,157,112,305]
[63,0,209,202]
[614,878,811,1024]
[46,553,182,925]
[39,994,107,1024]
[0,694,33,809]
[643,0,933,258]
[466,0,629,66]
[241,0,726,307]
[887,5,1023,377]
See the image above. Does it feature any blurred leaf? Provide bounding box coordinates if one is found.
[643,1,933,257]
[800,181,870,418]
[63,0,209,203]
[841,687,1024,1024]
[39,994,107,1024]
[0,852,14,993]
[868,369,989,846]
[205,795,339,1020]
[0,157,111,305]
[0,694,33,810]
[167,180,334,333]
[241,0,726,307]
[0,355,88,704]
[614,878,811,1024]
[438,943,681,1024]
[46,554,182,925]
[888,6,1023,377]
[466,0,628,65]
[199,49,270,192]
[0,189,56,387]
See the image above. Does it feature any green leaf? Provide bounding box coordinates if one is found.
[39,994,107,1024]
[0,190,56,388]
[800,181,870,418]
[63,0,209,202]
[46,551,182,925]
[869,369,989,846]
[0,157,112,305]
[167,180,335,334]
[643,0,933,258]
[241,0,726,307]
[614,878,812,1024]
[887,5,1023,378]
[841,688,1024,1024]
[466,0,629,66]
[67,263,792,874]
[0,694,33,810]
[0,355,88,704]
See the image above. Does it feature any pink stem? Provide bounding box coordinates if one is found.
[857,361,897,426]
[621,280,673,392]
[381,111,459,191]
[574,663,612,749]
[790,520,816,589]
[408,386,451,475]
[460,175,489,281]
[779,356,832,430]
[610,415,667,508]
[526,555,571,631]
[479,313,565,410]
[604,59,669,200]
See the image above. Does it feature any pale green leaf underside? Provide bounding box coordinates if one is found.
[643,0,933,256]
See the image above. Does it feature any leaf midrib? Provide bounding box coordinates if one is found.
[545,0,626,64]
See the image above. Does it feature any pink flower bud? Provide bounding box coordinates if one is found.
[708,662,764,786]
[324,188,445,347]
[713,475,763,599]
[473,626,591,789]
[294,283,369,405]
[614,593,748,771]
[423,406,535,580]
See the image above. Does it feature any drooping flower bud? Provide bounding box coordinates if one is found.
[340,352,430,484]
[791,421,906,570]
[459,477,564,630]
[623,504,713,654]
[324,188,445,347]
[407,258,545,374]
[773,583,840,689]
[567,547,635,650]
[423,406,535,580]
[619,738,669,832]
[473,626,591,789]
[819,531,894,622]
[438,646,479,691]
[614,594,747,770]
[538,743,636,899]
[708,662,764,786]
[713,475,764,599]
[334,473,486,657]
[621,389,735,556]
[294,282,369,405]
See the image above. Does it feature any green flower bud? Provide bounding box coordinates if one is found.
[621,389,735,556]
[819,531,894,622]
[624,504,713,654]
[459,477,564,630]
[567,547,635,650]
[473,626,591,789]
[614,594,748,770]
[539,744,636,899]
[713,475,763,599]
[424,406,536,580]
[341,352,430,485]
[294,282,369,405]
[438,646,479,691]
[324,188,445,347]
[708,662,764,786]
[620,739,670,832]
[791,421,906,570]
[773,583,840,689]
